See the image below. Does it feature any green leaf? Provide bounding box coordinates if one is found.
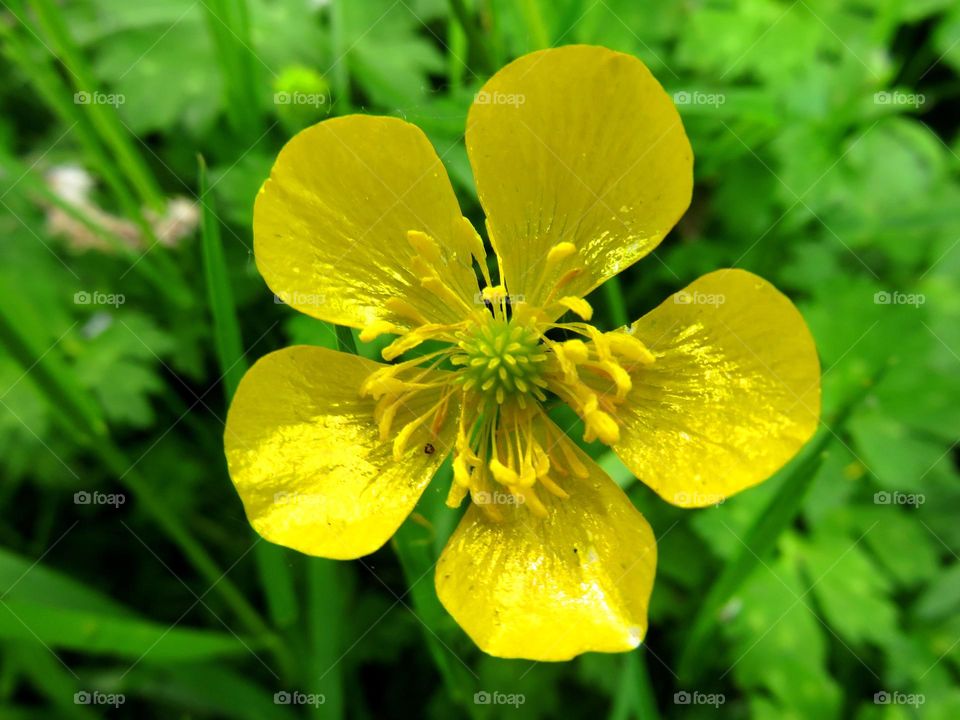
[725,554,842,719]
[198,155,247,401]
[0,595,248,662]
[0,547,130,617]
[92,19,221,134]
[119,663,300,720]
[796,527,898,646]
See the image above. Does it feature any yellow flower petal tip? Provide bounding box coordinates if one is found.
[435,427,656,661]
[230,45,819,661]
[615,268,821,507]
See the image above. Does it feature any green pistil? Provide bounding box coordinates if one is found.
[455,319,548,403]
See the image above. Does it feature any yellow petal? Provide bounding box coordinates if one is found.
[255,115,480,328]
[467,46,692,310]
[225,346,456,559]
[615,269,821,507]
[435,421,656,660]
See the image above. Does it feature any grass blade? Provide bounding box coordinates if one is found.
[0,602,251,661]
[610,650,660,720]
[198,155,246,400]
[201,0,263,142]
[26,0,165,211]
[199,156,299,650]
[306,559,344,719]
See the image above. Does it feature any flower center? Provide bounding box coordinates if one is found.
[454,318,548,405]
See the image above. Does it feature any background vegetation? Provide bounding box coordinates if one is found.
[1,0,959,717]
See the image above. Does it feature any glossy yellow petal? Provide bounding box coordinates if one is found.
[435,421,656,660]
[254,115,481,328]
[466,45,692,310]
[225,346,456,559]
[615,269,821,507]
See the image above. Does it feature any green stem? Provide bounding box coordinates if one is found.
[328,0,351,113]
[198,157,300,675]
[447,0,495,75]
[307,559,344,718]
[603,275,630,328]
[198,156,247,400]
[335,325,358,354]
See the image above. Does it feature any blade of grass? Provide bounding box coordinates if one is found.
[335,324,358,354]
[0,21,148,226]
[448,0,495,75]
[0,602,253,661]
[198,156,246,400]
[306,559,344,719]
[13,643,98,720]
[198,156,299,645]
[447,11,467,91]
[118,663,301,720]
[610,649,660,720]
[1,18,191,302]
[26,0,166,212]
[677,367,888,681]
[0,300,106,438]
[519,0,549,51]
[201,0,263,142]
[327,0,351,113]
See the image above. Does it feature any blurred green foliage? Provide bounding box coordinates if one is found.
[1,0,959,718]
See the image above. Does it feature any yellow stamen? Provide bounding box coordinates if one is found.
[605,330,656,365]
[385,297,429,326]
[407,230,443,265]
[360,319,402,343]
[557,296,593,321]
[546,241,577,266]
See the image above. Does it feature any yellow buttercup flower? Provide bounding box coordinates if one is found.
[225,45,820,661]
